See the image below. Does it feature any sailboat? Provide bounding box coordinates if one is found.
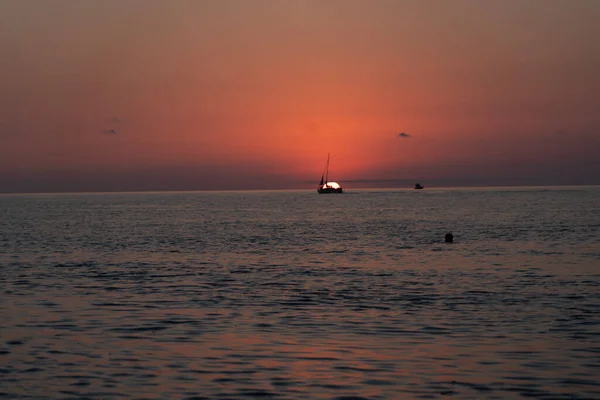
[317,153,343,193]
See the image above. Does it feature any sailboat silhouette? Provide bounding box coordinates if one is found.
[317,153,343,193]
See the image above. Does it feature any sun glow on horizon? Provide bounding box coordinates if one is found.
[321,181,342,189]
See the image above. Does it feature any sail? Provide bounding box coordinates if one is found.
[319,153,330,187]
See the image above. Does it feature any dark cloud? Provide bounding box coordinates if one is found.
[397,132,411,138]
[103,129,117,135]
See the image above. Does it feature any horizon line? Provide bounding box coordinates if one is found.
[1,183,599,196]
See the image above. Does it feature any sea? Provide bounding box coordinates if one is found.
[1,186,599,400]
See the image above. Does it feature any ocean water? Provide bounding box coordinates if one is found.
[1,187,599,400]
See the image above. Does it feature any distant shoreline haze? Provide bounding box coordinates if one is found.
[2,157,600,194]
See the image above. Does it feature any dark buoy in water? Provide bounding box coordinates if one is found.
[445,232,454,243]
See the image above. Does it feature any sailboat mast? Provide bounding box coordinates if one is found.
[325,153,330,183]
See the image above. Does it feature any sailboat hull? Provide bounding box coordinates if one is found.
[317,186,343,194]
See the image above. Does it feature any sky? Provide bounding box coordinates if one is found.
[1,0,599,192]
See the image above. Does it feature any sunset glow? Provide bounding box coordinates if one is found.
[321,182,342,190]
[1,0,599,192]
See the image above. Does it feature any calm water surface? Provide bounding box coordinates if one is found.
[1,187,599,399]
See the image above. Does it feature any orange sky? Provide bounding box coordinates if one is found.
[1,0,599,192]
